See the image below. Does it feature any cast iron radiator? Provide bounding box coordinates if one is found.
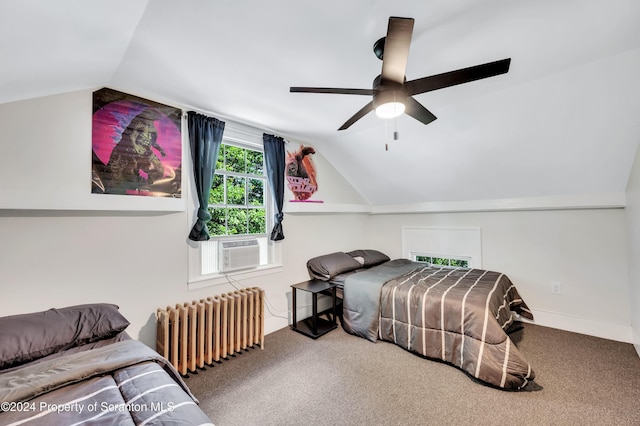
[156,287,264,376]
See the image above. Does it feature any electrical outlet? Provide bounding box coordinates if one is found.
[552,282,561,295]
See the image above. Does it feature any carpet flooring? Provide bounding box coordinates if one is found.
[186,323,640,426]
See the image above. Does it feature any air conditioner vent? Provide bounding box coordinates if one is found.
[219,239,260,272]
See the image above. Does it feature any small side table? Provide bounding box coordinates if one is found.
[291,279,337,339]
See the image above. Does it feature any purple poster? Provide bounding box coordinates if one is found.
[91,88,182,197]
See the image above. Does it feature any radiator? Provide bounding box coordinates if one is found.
[156,287,264,376]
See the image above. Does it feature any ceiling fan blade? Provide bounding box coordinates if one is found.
[338,101,374,130]
[380,17,414,84]
[290,87,374,95]
[405,58,511,96]
[404,96,437,125]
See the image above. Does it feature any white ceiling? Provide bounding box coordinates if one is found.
[2,0,639,206]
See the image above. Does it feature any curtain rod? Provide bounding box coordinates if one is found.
[179,104,287,141]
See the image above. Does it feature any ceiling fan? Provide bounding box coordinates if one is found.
[290,16,511,131]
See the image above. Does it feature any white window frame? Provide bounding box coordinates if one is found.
[411,252,473,268]
[187,123,283,289]
[207,140,269,239]
[401,226,482,268]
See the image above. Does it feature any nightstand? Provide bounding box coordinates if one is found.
[291,279,337,339]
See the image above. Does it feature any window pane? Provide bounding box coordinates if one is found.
[207,207,227,236]
[247,150,264,175]
[432,257,448,265]
[450,259,469,268]
[248,178,264,206]
[215,145,225,171]
[226,176,245,205]
[248,208,266,234]
[227,208,248,234]
[209,174,224,204]
[205,143,269,238]
[225,145,245,173]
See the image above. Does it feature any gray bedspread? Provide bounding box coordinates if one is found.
[0,340,213,425]
[342,259,535,390]
[343,259,421,341]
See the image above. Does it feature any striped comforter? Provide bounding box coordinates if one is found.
[344,260,535,390]
[0,340,213,425]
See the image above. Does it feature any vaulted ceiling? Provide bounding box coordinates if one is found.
[2,0,639,206]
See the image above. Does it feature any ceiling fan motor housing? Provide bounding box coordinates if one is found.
[373,37,386,60]
[372,75,407,111]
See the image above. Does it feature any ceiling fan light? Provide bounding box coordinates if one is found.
[375,101,405,119]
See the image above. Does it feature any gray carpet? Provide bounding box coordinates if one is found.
[185,323,640,426]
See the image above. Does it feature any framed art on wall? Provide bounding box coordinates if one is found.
[91,88,182,197]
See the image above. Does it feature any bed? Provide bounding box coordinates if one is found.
[307,250,535,390]
[0,303,214,425]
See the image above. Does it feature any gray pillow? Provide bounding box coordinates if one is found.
[347,249,390,267]
[307,252,363,281]
[0,303,130,370]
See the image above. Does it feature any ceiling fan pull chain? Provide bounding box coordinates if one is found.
[384,120,389,148]
[394,114,399,140]
[393,92,400,140]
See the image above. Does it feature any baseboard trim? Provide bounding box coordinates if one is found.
[524,308,633,343]
[267,309,637,351]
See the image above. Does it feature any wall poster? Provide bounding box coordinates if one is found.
[91,88,182,197]
[285,143,322,202]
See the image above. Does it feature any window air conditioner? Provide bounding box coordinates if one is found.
[219,239,260,272]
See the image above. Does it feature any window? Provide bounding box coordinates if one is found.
[189,137,277,280]
[413,254,471,268]
[207,143,267,237]
[188,126,283,287]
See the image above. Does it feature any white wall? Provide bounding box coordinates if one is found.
[0,89,635,349]
[0,91,183,211]
[367,209,632,342]
[625,140,640,354]
[0,90,369,348]
[0,209,370,347]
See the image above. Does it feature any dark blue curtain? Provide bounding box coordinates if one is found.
[187,111,225,241]
[263,134,285,241]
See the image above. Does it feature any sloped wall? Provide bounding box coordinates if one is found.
[282,139,367,206]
